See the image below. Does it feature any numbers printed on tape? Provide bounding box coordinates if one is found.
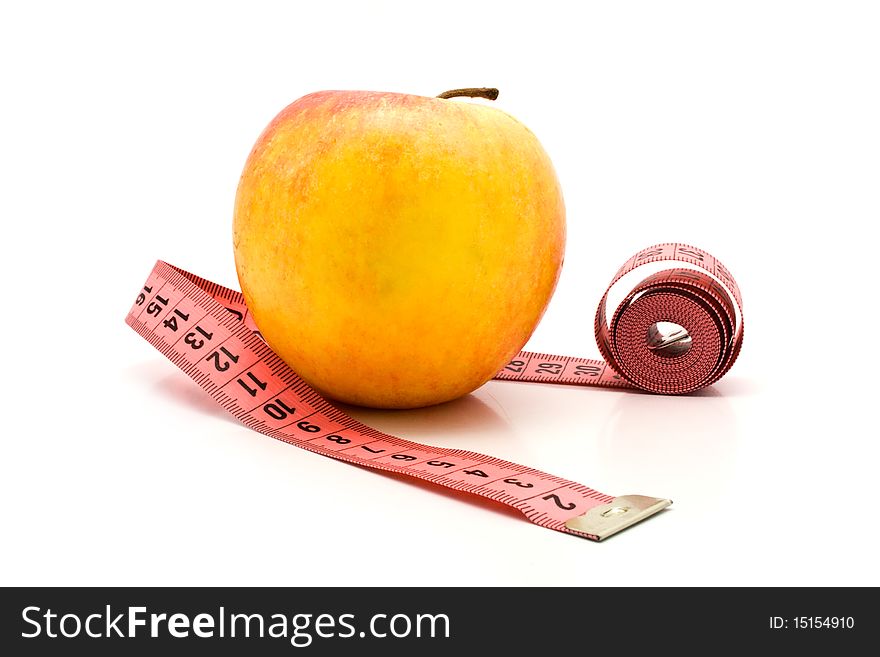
[126,243,742,540]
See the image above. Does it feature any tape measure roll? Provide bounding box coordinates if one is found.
[496,243,744,394]
[126,242,742,541]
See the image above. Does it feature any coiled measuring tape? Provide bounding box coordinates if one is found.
[126,242,742,541]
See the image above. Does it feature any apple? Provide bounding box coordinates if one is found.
[233,88,565,408]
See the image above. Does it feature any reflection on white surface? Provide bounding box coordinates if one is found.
[597,387,738,512]
[127,357,743,519]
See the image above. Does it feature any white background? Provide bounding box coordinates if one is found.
[2,1,878,586]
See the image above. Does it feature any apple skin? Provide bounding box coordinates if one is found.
[233,90,565,409]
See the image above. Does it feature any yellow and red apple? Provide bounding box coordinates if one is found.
[233,89,565,408]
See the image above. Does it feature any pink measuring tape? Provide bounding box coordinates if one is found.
[126,242,742,540]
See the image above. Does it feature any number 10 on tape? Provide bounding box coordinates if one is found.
[127,243,744,540]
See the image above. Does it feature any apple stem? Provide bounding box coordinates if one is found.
[437,88,499,101]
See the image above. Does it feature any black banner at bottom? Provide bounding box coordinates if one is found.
[0,587,869,654]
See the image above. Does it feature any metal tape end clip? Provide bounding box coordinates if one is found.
[564,495,671,540]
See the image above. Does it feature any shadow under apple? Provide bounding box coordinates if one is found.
[335,391,512,444]
[122,359,512,443]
